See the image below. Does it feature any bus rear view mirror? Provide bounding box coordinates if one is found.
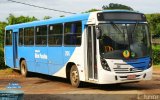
[96,28,102,39]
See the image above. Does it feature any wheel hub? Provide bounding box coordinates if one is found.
[21,64,25,74]
[71,70,78,83]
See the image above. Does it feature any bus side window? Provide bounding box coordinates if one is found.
[19,28,23,46]
[35,25,47,46]
[64,21,82,46]
[48,24,63,46]
[24,27,34,46]
[5,30,12,45]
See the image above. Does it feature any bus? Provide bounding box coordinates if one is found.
[4,10,152,87]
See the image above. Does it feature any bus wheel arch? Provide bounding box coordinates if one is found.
[20,58,28,77]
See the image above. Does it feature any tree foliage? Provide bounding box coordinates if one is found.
[0,14,38,48]
[7,14,38,25]
[102,3,133,11]
[60,15,65,17]
[146,14,160,34]
[83,3,133,13]
[0,22,7,47]
[82,8,100,13]
[43,16,52,20]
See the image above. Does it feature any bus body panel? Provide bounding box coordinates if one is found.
[48,47,63,75]
[106,57,151,71]
[53,46,86,81]
[53,28,86,80]
[48,46,76,77]
[18,47,35,72]
[52,20,89,80]
[34,47,48,74]
[5,46,14,68]
[97,57,152,84]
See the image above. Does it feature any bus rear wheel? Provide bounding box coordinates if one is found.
[70,65,80,87]
[20,60,28,77]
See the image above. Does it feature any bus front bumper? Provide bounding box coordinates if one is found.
[98,67,152,84]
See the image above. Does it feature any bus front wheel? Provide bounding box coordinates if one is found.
[70,65,80,87]
[20,60,28,77]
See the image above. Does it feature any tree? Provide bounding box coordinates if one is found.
[60,15,65,17]
[0,21,7,68]
[147,14,160,34]
[102,3,134,11]
[82,8,100,13]
[0,21,7,47]
[6,14,38,25]
[43,16,52,20]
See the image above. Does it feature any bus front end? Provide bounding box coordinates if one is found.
[96,11,152,84]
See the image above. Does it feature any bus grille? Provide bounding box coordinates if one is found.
[113,67,143,74]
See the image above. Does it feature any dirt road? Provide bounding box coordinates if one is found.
[0,68,160,99]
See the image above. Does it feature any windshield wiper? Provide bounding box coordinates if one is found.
[110,21,124,35]
[132,21,138,35]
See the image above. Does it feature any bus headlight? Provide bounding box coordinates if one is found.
[101,59,111,71]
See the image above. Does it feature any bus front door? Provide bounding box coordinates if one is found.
[13,31,18,68]
[86,26,98,80]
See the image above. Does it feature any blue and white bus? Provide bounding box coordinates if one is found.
[4,10,152,87]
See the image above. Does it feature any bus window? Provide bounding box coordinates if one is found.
[48,24,63,46]
[5,30,12,45]
[36,25,47,46]
[19,28,23,46]
[24,27,34,46]
[64,21,82,46]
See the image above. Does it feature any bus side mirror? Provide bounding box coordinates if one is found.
[96,28,102,39]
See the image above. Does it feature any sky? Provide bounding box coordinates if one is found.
[0,0,160,22]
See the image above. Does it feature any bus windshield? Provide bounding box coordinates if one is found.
[99,23,151,59]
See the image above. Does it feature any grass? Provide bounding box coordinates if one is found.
[152,44,160,50]
[153,65,160,70]
[0,68,14,74]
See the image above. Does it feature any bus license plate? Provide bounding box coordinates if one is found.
[127,75,136,80]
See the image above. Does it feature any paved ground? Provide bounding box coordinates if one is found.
[0,68,160,99]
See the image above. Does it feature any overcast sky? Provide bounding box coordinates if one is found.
[0,0,160,21]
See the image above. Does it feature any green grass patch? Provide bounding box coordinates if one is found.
[152,44,160,65]
[0,68,14,74]
[152,45,160,50]
[153,65,160,69]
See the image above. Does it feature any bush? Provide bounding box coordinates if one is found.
[0,48,5,69]
[152,45,160,65]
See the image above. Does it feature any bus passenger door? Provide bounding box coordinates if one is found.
[86,25,98,80]
[13,31,18,68]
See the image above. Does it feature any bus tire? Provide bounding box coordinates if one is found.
[20,60,28,77]
[70,65,80,87]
